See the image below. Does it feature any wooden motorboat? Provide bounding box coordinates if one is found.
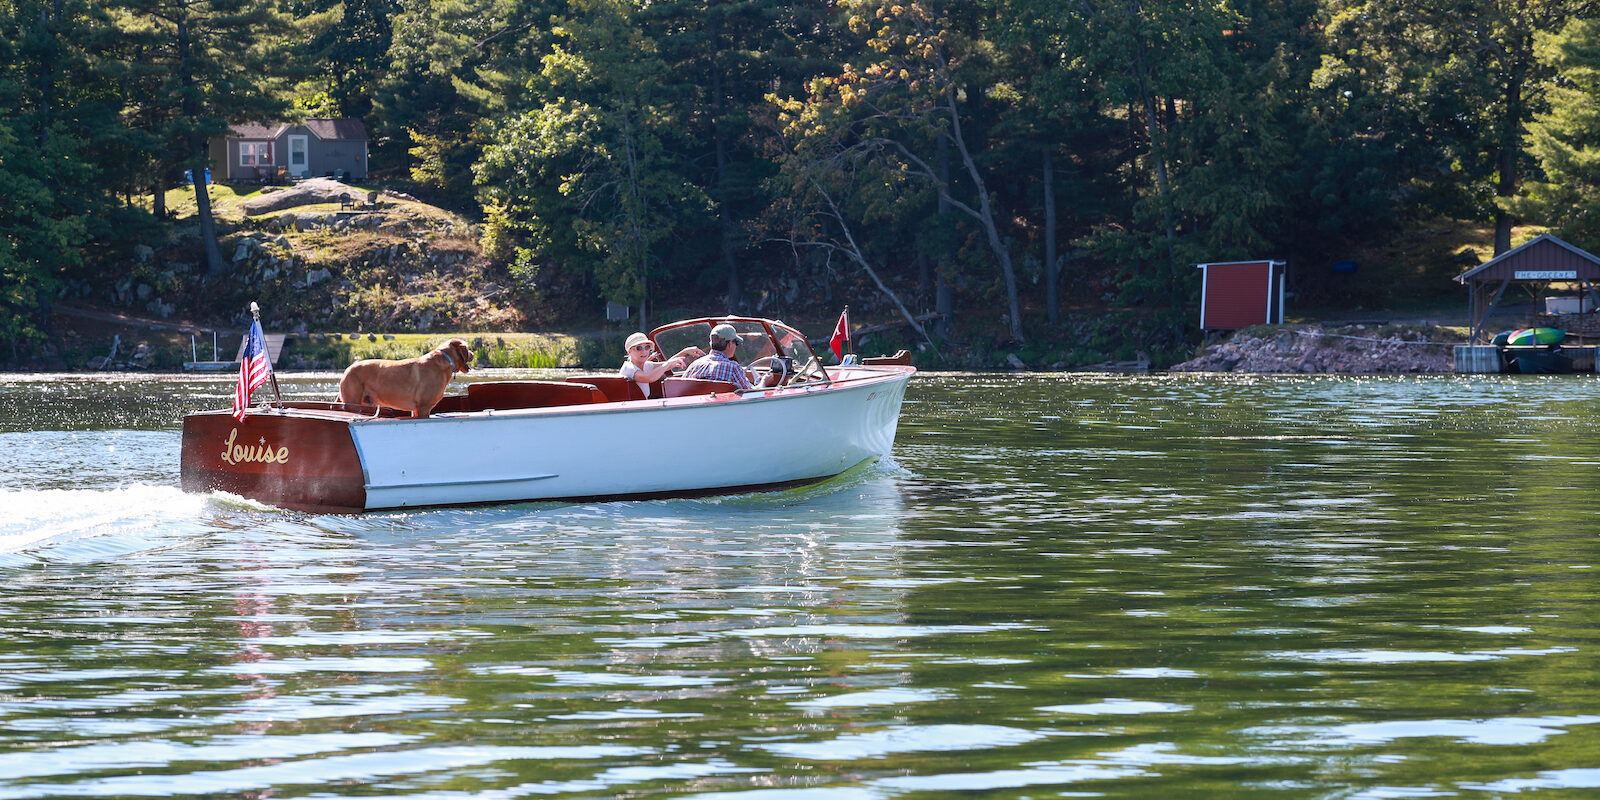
[180,317,914,513]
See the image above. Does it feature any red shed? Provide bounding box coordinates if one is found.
[1197,260,1286,330]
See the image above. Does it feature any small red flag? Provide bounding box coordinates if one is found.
[829,308,850,360]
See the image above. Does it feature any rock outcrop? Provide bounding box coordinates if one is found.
[240,178,361,216]
[1170,325,1463,373]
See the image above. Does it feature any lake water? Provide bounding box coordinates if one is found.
[3,371,1600,798]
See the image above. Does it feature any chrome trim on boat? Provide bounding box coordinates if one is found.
[366,473,559,491]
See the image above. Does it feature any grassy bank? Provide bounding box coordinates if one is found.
[282,332,601,371]
[53,312,608,372]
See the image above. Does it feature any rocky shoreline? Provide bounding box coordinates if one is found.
[1169,324,1465,374]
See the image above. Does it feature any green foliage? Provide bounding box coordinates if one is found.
[476,339,567,369]
[9,0,1600,368]
[287,333,577,369]
[0,123,68,350]
[474,0,715,327]
[1508,16,1600,249]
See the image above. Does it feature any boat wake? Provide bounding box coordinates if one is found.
[0,484,218,567]
[682,455,908,509]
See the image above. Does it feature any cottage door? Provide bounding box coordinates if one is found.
[288,135,309,178]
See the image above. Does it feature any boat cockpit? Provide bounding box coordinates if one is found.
[650,317,832,389]
[309,317,835,418]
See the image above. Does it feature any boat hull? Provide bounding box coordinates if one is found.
[180,366,912,513]
[181,408,369,512]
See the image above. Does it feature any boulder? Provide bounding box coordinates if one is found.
[241,178,358,216]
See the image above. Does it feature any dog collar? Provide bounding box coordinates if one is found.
[441,346,463,371]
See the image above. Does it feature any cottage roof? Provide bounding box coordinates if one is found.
[230,122,288,140]
[305,118,368,140]
[1454,233,1600,283]
[228,119,368,141]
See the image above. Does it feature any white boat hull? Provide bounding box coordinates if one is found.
[182,365,912,512]
[357,368,907,508]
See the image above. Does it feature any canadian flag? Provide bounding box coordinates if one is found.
[829,308,850,360]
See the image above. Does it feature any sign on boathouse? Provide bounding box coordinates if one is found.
[1196,260,1286,330]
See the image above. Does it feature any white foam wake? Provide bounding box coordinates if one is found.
[0,484,212,564]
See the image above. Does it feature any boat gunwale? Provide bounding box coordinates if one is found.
[207,364,914,426]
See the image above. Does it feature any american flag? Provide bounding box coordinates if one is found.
[232,320,273,421]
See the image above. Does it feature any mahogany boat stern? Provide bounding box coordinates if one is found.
[180,405,369,513]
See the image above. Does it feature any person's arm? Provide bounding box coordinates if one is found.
[670,346,704,362]
[637,357,684,383]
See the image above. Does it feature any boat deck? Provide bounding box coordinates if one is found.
[245,368,909,422]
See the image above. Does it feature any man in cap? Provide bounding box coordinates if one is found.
[681,322,776,390]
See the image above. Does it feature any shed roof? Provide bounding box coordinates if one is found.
[228,119,368,141]
[1454,233,1600,283]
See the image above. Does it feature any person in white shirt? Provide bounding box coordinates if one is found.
[619,331,702,398]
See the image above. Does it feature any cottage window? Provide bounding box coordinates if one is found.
[240,142,271,166]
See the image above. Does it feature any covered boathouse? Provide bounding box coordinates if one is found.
[1455,233,1600,343]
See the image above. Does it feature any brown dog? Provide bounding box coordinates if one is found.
[337,338,473,418]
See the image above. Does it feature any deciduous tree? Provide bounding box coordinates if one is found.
[477,0,712,330]
[774,0,1029,343]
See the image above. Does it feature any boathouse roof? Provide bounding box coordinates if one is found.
[1455,233,1600,283]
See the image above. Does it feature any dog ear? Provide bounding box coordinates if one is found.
[455,341,472,372]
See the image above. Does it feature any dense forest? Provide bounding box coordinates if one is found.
[5,0,1600,367]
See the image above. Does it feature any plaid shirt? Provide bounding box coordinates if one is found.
[681,349,753,390]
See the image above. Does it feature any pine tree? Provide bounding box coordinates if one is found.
[1507,17,1600,248]
[1320,0,1598,254]
[112,0,297,274]
[0,0,128,355]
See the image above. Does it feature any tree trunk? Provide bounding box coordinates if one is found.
[709,16,741,311]
[621,114,650,331]
[176,16,225,274]
[942,89,1025,343]
[935,138,954,338]
[813,182,937,353]
[1128,0,1177,268]
[1043,149,1059,326]
[193,158,224,274]
[1493,62,1525,255]
[935,270,953,339]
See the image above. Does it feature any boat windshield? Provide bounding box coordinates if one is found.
[771,323,828,385]
[651,319,829,387]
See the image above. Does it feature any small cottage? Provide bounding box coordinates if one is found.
[210,119,369,184]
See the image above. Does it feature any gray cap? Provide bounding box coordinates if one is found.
[710,323,742,343]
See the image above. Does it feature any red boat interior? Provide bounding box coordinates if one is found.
[323,377,744,416]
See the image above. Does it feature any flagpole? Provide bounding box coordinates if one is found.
[250,302,285,410]
[844,305,852,356]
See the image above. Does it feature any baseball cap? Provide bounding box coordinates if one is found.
[710,323,743,343]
